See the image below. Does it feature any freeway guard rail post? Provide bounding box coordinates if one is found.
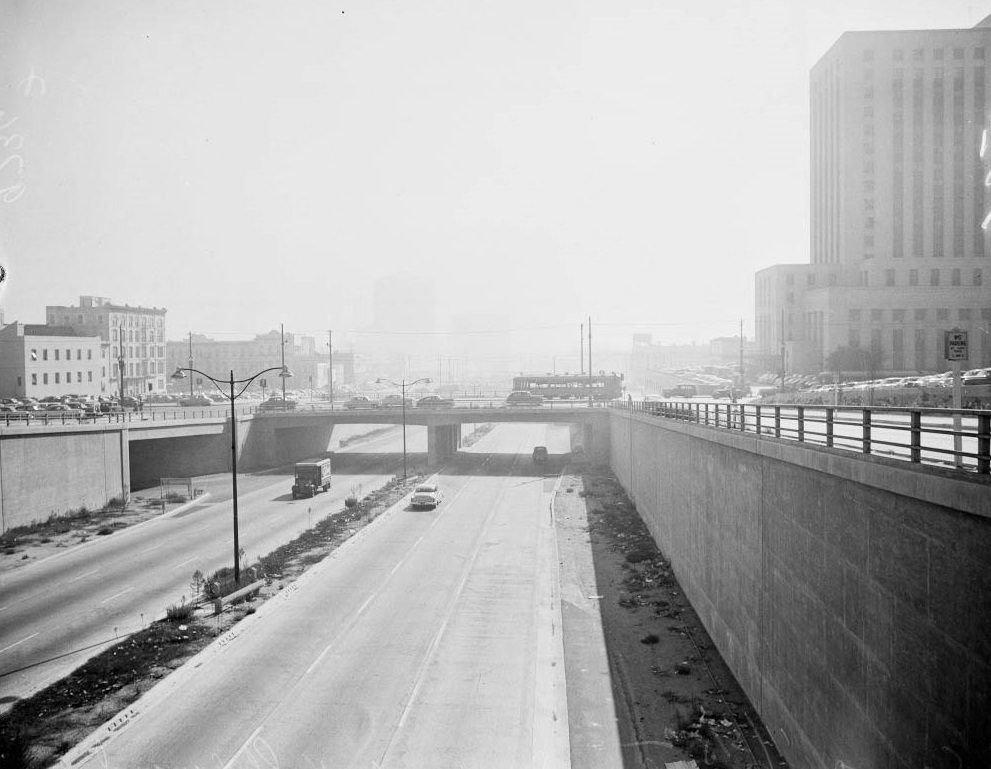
[618,399,991,475]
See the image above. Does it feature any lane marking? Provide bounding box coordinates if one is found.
[67,568,99,584]
[221,725,263,769]
[0,632,39,655]
[139,544,162,555]
[173,556,196,570]
[99,586,134,605]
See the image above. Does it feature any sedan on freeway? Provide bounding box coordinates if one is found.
[380,394,413,408]
[410,483,442,509]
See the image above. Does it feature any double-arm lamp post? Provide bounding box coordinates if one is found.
[171,363,293,584]
[375,377,431,479]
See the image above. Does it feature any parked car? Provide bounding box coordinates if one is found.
[258,397,297,411]
[505,390,543,407]
[710,387,748,399]
[532,446,548,463]
[963,368,991,386]
[380,394,413,408]
[415,395,455,408]
[180,394,215,407]
[345,395,378,409]
[661,384,698,398]
[410,483,442,510]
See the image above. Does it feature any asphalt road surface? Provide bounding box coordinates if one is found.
[60,422,577,769]
[0,425,420,707]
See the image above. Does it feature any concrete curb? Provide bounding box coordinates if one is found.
[552,472,625,769]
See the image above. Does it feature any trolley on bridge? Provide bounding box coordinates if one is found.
[511,372,624,401]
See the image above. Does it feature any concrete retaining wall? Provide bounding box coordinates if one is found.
[610,410,991,769]
[0,425,127,531]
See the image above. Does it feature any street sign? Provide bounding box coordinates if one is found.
[944,329,969,361]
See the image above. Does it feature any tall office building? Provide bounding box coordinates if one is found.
[756,18,991,375]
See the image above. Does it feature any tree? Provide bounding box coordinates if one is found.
[825,345,881,376]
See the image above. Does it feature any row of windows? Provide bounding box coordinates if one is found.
[857,267,984,286]
[30,347,100,362]
[849,307,991,323]
[52,313,164,329]
[29,371,96,385]
[111,329,165,345]
[863,48,985,62]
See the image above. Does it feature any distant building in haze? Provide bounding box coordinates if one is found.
[756,19,991,376]
[46,296,168,395]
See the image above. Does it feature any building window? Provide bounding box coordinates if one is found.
[31,373,37,385]
[909,269,919,286]
[77,372,82,383]
[54,349,59,361]
[849,309,863,322]
[936,308,949,321]
[43,373,48,384]
[930,269,940,286]
[885,269,895,286]
[87,350,92,360]
[55,373,60,384]
[915,309,927,321]
[88,371,93,382]
[952,268,961,286]
[76,349,81,360]
[65,348,70,359]
[975,269,983,286]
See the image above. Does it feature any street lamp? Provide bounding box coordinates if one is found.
[375,376,431,478]
[171,363,293,584]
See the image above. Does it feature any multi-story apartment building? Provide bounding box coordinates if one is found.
[0,323,109,399]
[756,19,991,376]
[46,296,168,396]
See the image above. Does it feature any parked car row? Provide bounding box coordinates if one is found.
[344,394,457,409]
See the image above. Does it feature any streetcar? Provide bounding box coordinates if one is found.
[511,372,624,401]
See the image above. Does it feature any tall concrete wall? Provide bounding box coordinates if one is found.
[0,426,127,531]
[610,411,991,769]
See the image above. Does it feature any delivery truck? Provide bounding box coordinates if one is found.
[291,458,332,499]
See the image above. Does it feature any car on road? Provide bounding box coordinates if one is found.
[180,394,215,407]
[661,384,698,398]
[410,483,442,510]
[505,390,543,407]
[415,395,455,408]
[345,395,378,409]
[380,394,413,408]
[258,397,297,411]
[710,387,748,399]
[532,446,548,463]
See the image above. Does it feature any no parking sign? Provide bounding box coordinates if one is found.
[943,329,969,361]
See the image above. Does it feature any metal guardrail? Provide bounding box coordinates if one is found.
[617,400,991,475]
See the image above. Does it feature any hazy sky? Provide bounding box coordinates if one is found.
[0,0,985,351]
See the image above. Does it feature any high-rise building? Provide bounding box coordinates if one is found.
[756,18,991,375]
[46,296,168,395]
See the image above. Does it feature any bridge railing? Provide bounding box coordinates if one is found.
[617,400,991,475]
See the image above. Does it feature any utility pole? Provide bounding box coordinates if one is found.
[587,315,593,407]
[327,329,334,408]
[580,322,585,374]
[281,323,287,402]
[188,331,194,398]
[739,318,745,391]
